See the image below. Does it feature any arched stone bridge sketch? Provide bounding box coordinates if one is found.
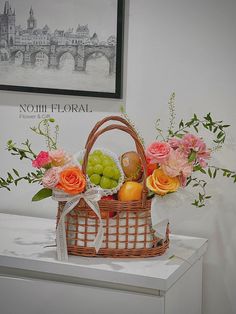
[9,44,116,74]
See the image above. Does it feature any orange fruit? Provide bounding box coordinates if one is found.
[118,181,143,201]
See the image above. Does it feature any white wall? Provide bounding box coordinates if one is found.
[0,0,236,313]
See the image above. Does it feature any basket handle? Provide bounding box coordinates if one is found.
[82,124,148,207]
[85,116,137,149]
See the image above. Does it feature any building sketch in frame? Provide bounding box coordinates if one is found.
[0,0,124,98]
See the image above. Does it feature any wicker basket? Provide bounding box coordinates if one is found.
[57,116,169,258]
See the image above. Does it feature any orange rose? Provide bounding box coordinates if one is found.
[56,167,86,195]
[146,168,180,196]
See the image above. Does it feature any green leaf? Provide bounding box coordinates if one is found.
[186,178,192,186]
[188,150,197,163]
[7,172,13,181]
[175,133,184,139]
[192,200,199,207]
[199,193,203,201]
[32,188,52,202]
[222,168,230,172]
[193,165,202,172]
[217,131,224,139]
[208,168,212,178]
[179,120,184,128]
[13,169,20,177]
[200,168,207,174]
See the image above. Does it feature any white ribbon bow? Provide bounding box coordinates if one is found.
[52,188,104,262]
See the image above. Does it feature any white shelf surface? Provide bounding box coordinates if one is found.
[0,213,207,292]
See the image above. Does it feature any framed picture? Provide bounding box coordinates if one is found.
[0,0,124,98]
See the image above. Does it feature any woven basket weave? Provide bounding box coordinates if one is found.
[57,116,169,258]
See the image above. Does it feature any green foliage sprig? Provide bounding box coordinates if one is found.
[207,166,236,182]
[0,169,43,191]
[120,105,145,147]
[170,112,230,151]
[30,118,59,151]
[7,139,36,161]
[1,118,58,193]
[155,93,235,207]
[186,176,211,207]
[167,92,176,138]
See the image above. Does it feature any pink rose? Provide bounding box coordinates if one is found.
[32,151,51,168]
[49,149,71,167]
[42,167,60,189]
[161,149,193,180]
[146,141,171,164]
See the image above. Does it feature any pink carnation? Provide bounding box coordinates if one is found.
[168,138,181,150]
[161,150,193,186]
[32,151,51,169]
[146,141,171,164]
[179,134,211,167]
[49,149,71,167]
[42,167,60,189]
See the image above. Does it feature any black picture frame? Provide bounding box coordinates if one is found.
[0,0,124,99]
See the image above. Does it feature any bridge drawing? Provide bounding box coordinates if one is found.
[8,44,116,74]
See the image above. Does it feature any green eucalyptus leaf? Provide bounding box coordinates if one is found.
[32,188,52,202]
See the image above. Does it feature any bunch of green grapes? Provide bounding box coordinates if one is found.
[84,150,121,189]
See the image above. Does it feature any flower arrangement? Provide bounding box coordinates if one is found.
[2,119,86,201]
[1,94,235,208]
[1,98,235,261]
[121,93,236,207]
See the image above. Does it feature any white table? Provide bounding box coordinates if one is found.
[0,213,207,314]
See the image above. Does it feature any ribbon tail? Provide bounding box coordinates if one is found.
[85,199,104,253]
[93,224,104,253]
[56,216,68,262]
[56,197,81,261]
